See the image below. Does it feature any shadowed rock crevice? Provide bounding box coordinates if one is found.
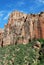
[37,19,42,38]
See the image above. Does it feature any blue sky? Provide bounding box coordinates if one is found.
[0,0,44,28]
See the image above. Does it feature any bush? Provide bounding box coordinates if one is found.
[0,39,44,65]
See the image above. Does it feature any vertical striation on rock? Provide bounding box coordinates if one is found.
[0,11,44,46]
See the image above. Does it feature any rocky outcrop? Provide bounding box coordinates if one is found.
[0,29,4,47]
[32,41,41,50]
[0,11,44,46]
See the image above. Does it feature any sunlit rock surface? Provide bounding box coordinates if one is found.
[0,11,44,46]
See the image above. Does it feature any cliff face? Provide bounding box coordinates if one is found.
[0,29,4,47]
[0,11,44,46]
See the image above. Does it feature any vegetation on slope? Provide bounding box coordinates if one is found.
[0,39,44,65]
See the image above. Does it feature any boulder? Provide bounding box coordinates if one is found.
[33,41,41,50]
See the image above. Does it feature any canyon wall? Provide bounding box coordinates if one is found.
[0,11,44,46]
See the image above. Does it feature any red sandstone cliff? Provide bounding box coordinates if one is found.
[0,11,44,46]
[7,11,44,39]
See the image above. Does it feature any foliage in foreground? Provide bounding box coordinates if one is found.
[0,39,44,65]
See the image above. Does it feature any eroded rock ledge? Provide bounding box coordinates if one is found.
[0,11,44,46]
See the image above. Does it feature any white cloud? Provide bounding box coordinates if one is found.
[0,11,5,13]
[38,0,44,4]
[0,13,4,17]
[0,10,12,21]
[6,1,25,8]
[16,1,25,7]
[3,12,11,20]
[28,0,44,13]
[0,11,4,17]
[0,11,5,21]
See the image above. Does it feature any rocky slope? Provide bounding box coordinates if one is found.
[0,11,44,46]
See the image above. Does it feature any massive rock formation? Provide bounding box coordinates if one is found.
[0,29,4,47]
[0,11,44,46]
